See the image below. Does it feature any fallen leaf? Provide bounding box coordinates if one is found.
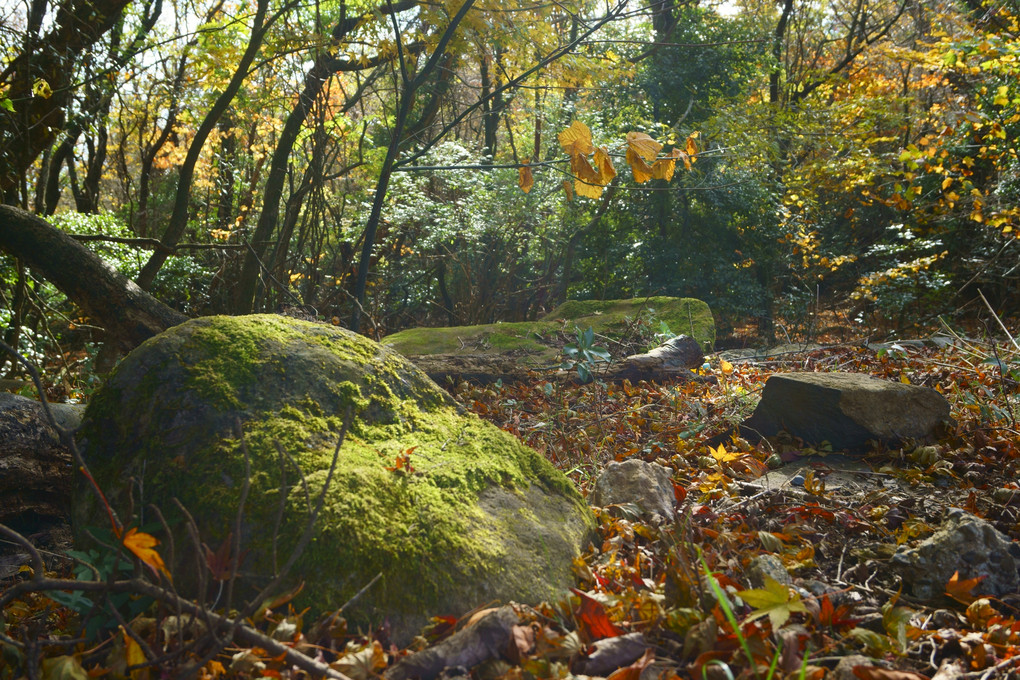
[605,648,654,680]
[946,571,984,604]
[572,588,624,642]
[737,576,807,629]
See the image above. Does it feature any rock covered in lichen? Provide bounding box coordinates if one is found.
[75,315,594,643]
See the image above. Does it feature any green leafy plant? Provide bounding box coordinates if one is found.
[561,326,611,382]
[47,542,155,641]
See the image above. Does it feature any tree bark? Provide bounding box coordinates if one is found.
[0,205,185,353]
[0,0,133,199]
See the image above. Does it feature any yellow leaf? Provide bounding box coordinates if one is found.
[32,78,52,99]
[685,134,699,158]
[737,576,808,630]
[593,146,616,184]
[518,165,534,193]
[651,149,681,182]
[123,628,149,680]
[570,153,600,184]
[123,528,171,580]
[900,374,911,384]
[574,178,604,199]
[720,359,734,374]
[626,148,654,183]
[559,120,594,157]
[562,180,574,201]
[941,177,953,191]
[625,131,661,162]
[709,443,739,462]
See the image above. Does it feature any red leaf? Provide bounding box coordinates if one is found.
[572,589,624,643]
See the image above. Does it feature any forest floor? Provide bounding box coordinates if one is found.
[444,324,1020,680]
[3,320,1020,680]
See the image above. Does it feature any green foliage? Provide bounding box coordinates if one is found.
[560,326,611,382]
[47,543,153,641]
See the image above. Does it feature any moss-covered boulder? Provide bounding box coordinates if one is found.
[74,315,594,642]
[383,297,715,367]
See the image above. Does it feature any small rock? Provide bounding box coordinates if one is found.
[739,372,954,453]
[747,554,792,588]
[830,655,887,680]
[891,508,1020,603]
[589,459,676,521]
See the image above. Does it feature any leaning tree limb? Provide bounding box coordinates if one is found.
[0,205,185,353]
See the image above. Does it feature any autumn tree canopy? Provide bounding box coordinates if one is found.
[0,0,1017,349]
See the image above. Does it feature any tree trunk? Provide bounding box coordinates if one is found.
[0,205,186,353]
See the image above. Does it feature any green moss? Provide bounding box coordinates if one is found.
[383,296,715,362]
[75,315,593,641]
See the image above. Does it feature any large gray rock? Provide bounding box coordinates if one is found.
[890,509,1020,603]
[739,372,953,452]
[589,459,675,521]
[75,315,594,643]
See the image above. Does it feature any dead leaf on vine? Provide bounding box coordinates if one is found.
[560,120,595,157]
[625,132,661,162]
[203,533,246,581]
[594,146,616,184]
[519,165,534,193]
[651,149,681,182]
[626,148,654,184]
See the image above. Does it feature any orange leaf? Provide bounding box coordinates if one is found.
[562,180,574,201]
[123,528,171,581]
[572,588,624,643]
[625,131,661,162]
[685,133,699,159]
[946,570,984,604]
[559,120,594,157]
[518,165,534,193]
[606,648,654,680]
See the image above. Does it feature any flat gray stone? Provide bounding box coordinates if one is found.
[739,372,953,452]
